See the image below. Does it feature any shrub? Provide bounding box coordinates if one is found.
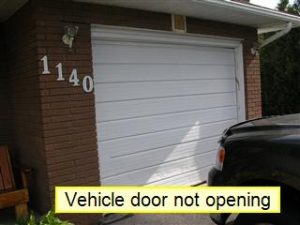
[16,210,74,225]
[260,27,300,116]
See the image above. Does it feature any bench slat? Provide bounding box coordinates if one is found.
[0,189,29,209]
[0,146,15,191]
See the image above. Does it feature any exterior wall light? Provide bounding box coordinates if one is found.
[251,42,259,57]
[62,25,79,48]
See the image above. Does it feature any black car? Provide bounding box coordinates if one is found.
[208,113,300,225]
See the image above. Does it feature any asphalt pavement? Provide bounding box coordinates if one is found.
[108,214,219,225]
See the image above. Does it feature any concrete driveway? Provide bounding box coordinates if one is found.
[108,214,235,225]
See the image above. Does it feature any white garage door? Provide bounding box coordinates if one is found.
[92,26,245,185]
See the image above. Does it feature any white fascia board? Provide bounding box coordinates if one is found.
[200,0,300,27]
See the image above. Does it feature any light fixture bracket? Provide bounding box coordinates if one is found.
[62,25,79,48]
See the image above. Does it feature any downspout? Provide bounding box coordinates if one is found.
[259,22,293,49]
[251,22,293,56]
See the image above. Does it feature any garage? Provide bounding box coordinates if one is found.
[5,0,300,223]
[92,26,245,185]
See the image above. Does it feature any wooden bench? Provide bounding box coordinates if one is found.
[0,145,30,219]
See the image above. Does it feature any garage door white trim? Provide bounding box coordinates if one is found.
[91,25,245,185]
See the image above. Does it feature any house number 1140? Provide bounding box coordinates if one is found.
[40,55,94,93]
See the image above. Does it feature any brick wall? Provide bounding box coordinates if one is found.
[3,1,50,212]
[33,3,261,223]
[243,42,262,118]
[34,4,101,224]
[2,0,261,224]
[0,24,12,145]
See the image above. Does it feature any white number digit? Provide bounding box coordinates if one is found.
[41,55,50,74]
[55,63,65,81]
[69,68,80,86]
[82,75,94,93]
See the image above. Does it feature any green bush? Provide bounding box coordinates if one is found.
[16,210,74,225]
[260,27,300,116]
[260,0,300,116]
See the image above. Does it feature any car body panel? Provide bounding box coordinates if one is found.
[208,113,300,225]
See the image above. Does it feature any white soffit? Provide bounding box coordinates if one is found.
[74,0,300,29]
[0,0,28,22]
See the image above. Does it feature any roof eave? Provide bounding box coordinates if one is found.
[210,0,300,28]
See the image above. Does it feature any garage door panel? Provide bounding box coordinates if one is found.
[102,137,218,177]
[102,151,216,185]
[97,92,237,122]
[96,79,236,102]
[151,166,212,185]
[93,43,235,65]
[104,166,211,185]
[99,119,237,158]
[92,29,241,185]
[98,106,237,141]
[94,64,235,83]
